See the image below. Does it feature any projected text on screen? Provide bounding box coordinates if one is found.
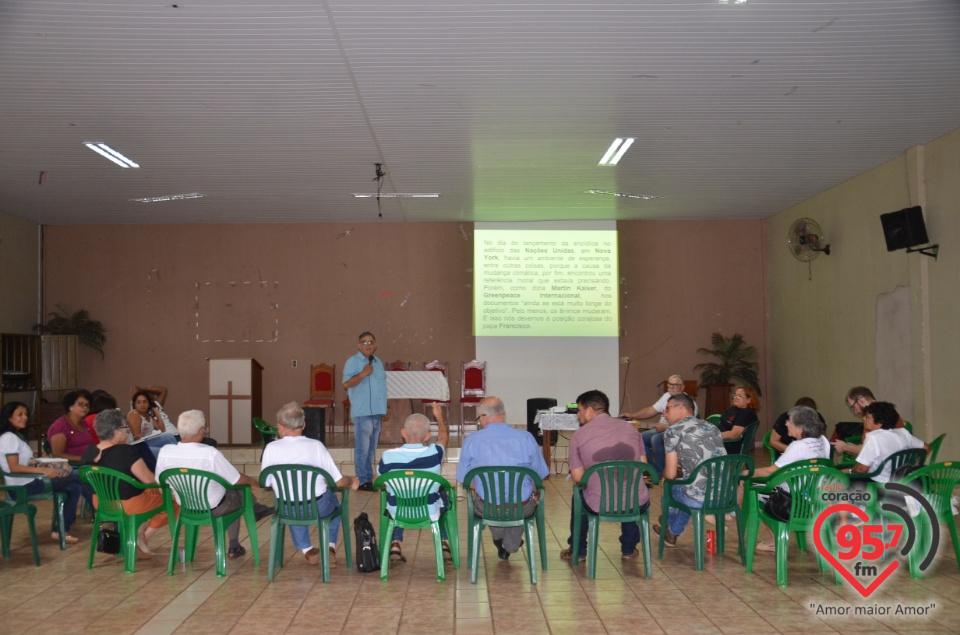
[474,229,619,337]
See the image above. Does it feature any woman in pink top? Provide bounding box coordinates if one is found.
[48,389,95,462]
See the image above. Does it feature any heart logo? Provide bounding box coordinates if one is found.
[812,503,899,597]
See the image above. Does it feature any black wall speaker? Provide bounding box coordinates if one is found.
[880,206,929,252]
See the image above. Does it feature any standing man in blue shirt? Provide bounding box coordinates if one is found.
[343,331,388,491]
[457,396,550,560]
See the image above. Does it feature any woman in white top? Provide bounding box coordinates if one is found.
[853,401,928,482]
[751,405,831,552]
[0,401,85,544]
[127,389,178,463]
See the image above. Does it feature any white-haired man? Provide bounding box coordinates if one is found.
[155,409,273,560]
[376,403,449,564]
[261,402,359,566]
[620,374,698,475]
[456,396,550,560]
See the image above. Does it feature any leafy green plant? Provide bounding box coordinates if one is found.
[34,304,107,359]
[694,332,761,395]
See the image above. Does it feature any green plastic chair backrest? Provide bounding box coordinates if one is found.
[929,433,946,464]
[259,464,339,522]
[579,460,656,519]
[689,455,755,509]
[80,465,147,519]
[761,462,848,523]
[867,448,928,480]
[376,471,449,525]
[462,466,543,523]
[0,484,31,512]
[900,461,960,520]
[159,468,232,519]
[706,414,721,426]
[903,420,913,433]
[738,422,759,455]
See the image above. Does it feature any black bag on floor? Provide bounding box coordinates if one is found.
[96,527,121,555]
[354,512,381,573]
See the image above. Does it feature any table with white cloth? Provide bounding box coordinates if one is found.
[380,371,451,444]
[534,411,581,468]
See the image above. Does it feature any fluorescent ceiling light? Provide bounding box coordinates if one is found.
[84,142,140,168]
[132,193,205,203]
[598,138,635,166]
[352,193,440,198]
[586,189,660,200]
[717,0,748,4]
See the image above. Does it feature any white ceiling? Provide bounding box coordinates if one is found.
[1,0,959,225]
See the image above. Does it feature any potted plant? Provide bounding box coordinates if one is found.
[34,304,107,359]
[694,332,761,415]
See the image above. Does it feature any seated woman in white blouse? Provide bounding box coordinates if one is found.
[750,405,831,552]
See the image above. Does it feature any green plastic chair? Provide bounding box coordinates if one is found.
[0,466,69,550]
[762,429,780,464]
[0,484,40,565]
[725,422,758,456]
[848,447,927,521]
[80,465,164,573]
[572,460,659,579]
[373,470,460,582]
[899,461,960,579]
[258,464,351,583]
[903,420,913,434]
[743,461,849,587]
[928,433,946,463]
[252,417,278,449]
[462,466,546,584]
[659,454,755,570]
[706,414,721,426]
[159,468,261,577]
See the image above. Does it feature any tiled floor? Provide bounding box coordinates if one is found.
[2,444,959,635]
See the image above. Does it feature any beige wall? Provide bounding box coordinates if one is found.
[42,223,475,424]
[766,127,960,457]
[617,219,768,423]
[41,219,768,434]
[0,210,39,332]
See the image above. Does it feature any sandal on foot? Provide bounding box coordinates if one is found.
[389,540,406,563]
[442,540,453,563]
[755,541,776,553]
[228,545,246,559]
[53,533,79,544]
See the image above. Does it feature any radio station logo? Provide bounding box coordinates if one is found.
[812,482,940,598]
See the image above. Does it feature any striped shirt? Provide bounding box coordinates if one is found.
[378,443,445,520]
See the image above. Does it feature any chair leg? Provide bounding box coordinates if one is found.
[444,510,460,569]
[524,520,538,584]
[267,519,281,582]
[639,513,652,579]
[775,524,790,587]
[213,519,228,578]
[87,516,100,569]
[692,511,704,571]
[430,522,446,582]
[571,501,583,565]
[320,519,332,583]
[586,515,599,579]
[167,520,182,576]
[122,517,139,574]
[469,522,483,584]
[379,520,395,581]
[536,503,548,571]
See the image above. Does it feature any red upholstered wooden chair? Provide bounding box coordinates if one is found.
[421,360,450,422]
[387,360,412,371]
[305,363,337,434]
[460,360,487,437]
